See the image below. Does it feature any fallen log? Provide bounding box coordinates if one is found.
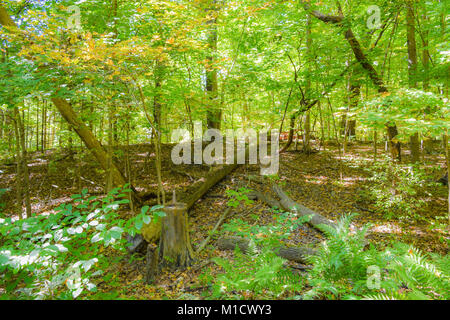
[248,189,282,209]
[171,168,203,182]
[217,236,316,264]
[139,190,159,201]
[272,184,336,231]
[179,163,239,210]
[196,207,232,254]
[141,163,240,243]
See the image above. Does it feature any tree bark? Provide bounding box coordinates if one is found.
[248,189,282,209]
[12,110,23,220]
[444,134,450,224]
[145,244,159,284]
[280,115,296,153]
[272,184,336,231]
[421,9,430,91]
[303,14,312,154]
[159,201,195,270]
[347,80,359,139]
[153,61,166,204]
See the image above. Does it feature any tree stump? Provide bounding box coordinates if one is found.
[145,244,159,284]
[158,200,195,270]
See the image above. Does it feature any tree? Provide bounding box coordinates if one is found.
[406,0,420,163]
[300,1,402,160]
[205,0,221,130]
[0,3,141,205]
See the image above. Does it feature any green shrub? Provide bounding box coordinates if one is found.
[0,186,163,299]
[225,187,254,208]
[360,158,437,219]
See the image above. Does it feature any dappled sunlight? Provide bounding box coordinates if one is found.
[304,175,329,184]
[370,223,403,235]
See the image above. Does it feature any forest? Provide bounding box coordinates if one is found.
[0,0,449,301]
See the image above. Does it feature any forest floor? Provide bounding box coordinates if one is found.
[0,140,448,299]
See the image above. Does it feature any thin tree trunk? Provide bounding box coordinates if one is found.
[303,14,312,154]
[41,100,47,152]
[206,0,221,130]
[153,61,166,205]
[35,99,39,151]
[11,110,23,220]
[125,114,134,214]
[14,107,31,218]
[373,129,378,163]
[406,1,420,163]
[106,103,114,193]
[318,100,325,150]
[442,133,450,224]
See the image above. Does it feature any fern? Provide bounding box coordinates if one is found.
[374,244,450,300]
[304,213,449,300]
[305,213,376,299]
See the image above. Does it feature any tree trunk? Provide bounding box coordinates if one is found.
[159,201,195,270]
[153,61,166,205]
[272,184,336,231]
[0,110,3,141]
[12,110,23,220]
[406,1,420,163]
[303,14,312,154]
[373,129,378,162]
[35,100,39,151]
[387,125,401,162]
[280,115,296,153]
[444,134,450,224]
[41,100,47,152]
[14,107,31,218]
[145,244,159,284]
[51,98,141,205]
[106,104,114,193]
[206,1,221,130]
[217,236,316,264]
[422,9,430,91]
[347,78,360,139]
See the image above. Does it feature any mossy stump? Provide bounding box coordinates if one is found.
[158,200,195,270]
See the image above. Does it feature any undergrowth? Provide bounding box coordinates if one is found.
[0,186,164,300]
[359,157,439,220]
